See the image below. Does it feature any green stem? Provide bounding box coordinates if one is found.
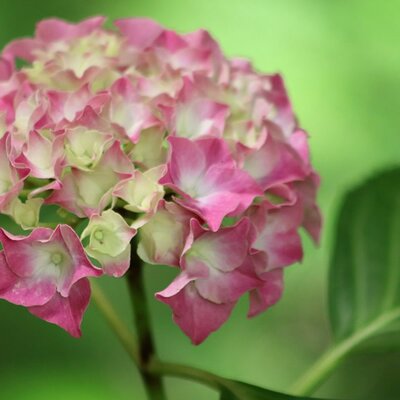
[90,279,140,365]
[148,360,262,399]
[148,360,224,391]
[90,279,241,398]
[290,307,400,396]
[126,242,167,400]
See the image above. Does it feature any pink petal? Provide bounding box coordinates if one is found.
[248,269,283,317]
[137,201,198,267]
[194,262,260,304]
[0,227,54,277]
[161,136,206,186]
[0,251,18,293]
[56,225,102,295]
[294,172,322,244]
[0,226,100,305]
[115,18,163,50]
[28,278,91,338]
[157,280,235,344]
[173,79,229,139]
[2,39,40,63]
[107,77,159,141]
[36,16,105,42]
[184,218,251,273]
[163,137,262,231]
[153,29,187,52]
[0,274,57,307]
[0,230,59,306]
[241,128,309,190]
[0,58,13,81]
[249,200,303,269]
[289,130,310,165]
[181,219,261,304]
[266,74,296,136]
[94,247,131,278]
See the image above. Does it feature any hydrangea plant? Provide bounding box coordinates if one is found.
[0,17,326,399]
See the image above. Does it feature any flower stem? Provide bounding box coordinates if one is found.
[90,279,242,397]
[147,360,262,399]
[289,308,400,396]
[126,242,167,400]
[90,279,140,365]
[148,360,223,391]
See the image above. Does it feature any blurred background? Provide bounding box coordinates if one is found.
[1,0,400,399]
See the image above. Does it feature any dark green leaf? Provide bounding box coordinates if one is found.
[219,380,325,400]
[329,168,400,342]
[357,329,400,354]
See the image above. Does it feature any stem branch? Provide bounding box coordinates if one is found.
[148,360,223,391]
[90,279,245,398]
[290,308,400,396]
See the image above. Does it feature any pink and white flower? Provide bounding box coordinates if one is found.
[137,201,197,267]
[0,225,101,336]
[157,218,261,343]
[248,199,304,270]
[46,141,134,217]
[161,136,263,231]
[0,133,29,213]
[0,17,320,342]
[81,210,137,277]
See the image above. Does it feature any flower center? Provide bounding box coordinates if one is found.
[21,209,36,227]
[94,229,104,243]
[51,252,64,266]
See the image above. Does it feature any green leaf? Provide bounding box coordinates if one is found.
[357,329,400,354]
[219,380,325,400]
[329,168,400,342]
[289,169,400,396]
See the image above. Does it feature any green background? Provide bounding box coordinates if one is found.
[1,1,399,399]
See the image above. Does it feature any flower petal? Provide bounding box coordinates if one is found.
[157,277,235,344]
[248,269,283,318]
[28,278,91,337]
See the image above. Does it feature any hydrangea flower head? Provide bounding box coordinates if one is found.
[0,17,320,343]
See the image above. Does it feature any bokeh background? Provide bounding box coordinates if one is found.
[1,1,400,399]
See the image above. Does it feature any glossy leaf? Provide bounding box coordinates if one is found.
[357,329,400,354]
[329,168,400,342]
[219,380,323,400]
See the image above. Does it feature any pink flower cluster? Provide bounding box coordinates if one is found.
[0,17,320,343]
